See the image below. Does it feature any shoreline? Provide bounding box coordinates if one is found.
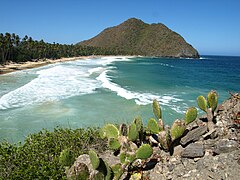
[0,56,102,75]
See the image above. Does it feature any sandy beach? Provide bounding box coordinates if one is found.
[0,56,99,75]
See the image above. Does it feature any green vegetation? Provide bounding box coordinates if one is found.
[0,91,219,179]
[79,18,200,58]
[0,127,107,179]
[197,90,218,131]
[0,33,127,65]
[86,98,198,179]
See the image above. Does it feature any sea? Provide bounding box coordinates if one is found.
[0,55,239,143]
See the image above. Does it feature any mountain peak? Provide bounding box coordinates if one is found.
[79,18,199,58]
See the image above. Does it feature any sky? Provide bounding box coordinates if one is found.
[1,0,240,56]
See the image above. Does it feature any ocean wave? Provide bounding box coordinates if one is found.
[0,65,100,110]
[97,56,132,66]
[96,70,184,112]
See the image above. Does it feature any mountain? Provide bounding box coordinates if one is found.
[78,18,200,58]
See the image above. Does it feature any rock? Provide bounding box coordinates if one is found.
[180,126,207,146]
[173,145,184,156]
[203,128,218,139]
[213,139,238,154]
[181,143,205,158]
[67,154,92,179]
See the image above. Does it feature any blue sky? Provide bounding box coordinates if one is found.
[1,0,240,56]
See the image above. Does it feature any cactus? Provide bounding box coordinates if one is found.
[207,90,218,112]
[59,148,74,167]
[128,123,139,141]
[103,124,119,139]
[108,138,121,150]
[133,117,143,133]
[148,118,160,134]
[136,144,153,159]
[111,164,123,180]
[93,172,105,180]
[130,172,142,180]
[152,99,162,119]
[197,90,219,131]
[89,150,100,170]
[158,130,170,150]
[119,152,127,164]
[197,95,207,112]
[170,120,186,141]
[125,153,136,163]
[185,107,198,125]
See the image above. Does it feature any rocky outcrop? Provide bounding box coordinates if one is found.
[78,18,200,58]
[68,93,240,179]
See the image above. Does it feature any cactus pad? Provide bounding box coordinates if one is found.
[170,120,186,141]
[152,99,162,119]
[128,123,139,141]
[103,124,119,139]
[89,150,100,170]
[108,138,121,150]
[136,144,153,159]
[119,152,127,164]
[197,95,207,112]
[158,118,164,131]
[158,130,170,150]
[130,172,142,180]
[133,116,143,132]
[148,118,160,134]
[185,107,198,125]
[207,90,218,111]
[111,163,123,180]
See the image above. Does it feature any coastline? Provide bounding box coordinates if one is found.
[0,56,99,75]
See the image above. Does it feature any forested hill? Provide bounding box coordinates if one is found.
[79,18,199,58]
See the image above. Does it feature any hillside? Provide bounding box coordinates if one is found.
[79,18,200,58]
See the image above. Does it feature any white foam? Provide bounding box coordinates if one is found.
[88,67,104,75]
[97,56,132,66]
[96,70,183,107]
[0,65,100,109]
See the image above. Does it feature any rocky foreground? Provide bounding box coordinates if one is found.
[69,93,240,179]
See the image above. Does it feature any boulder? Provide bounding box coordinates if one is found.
[181,143,205,158]
[180,126,208,146]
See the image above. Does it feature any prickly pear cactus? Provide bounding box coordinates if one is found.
[133,117,143,133]
[111,163,123,180]
[158,130,170,150]
[128,123,139,141]
[108,138,121,150]
[136,144,153,159]
[102,124,119,139]
[197,95,207,112]
[152,99,162,119]
[148,118,160,134]
[207,90,218,112]
[185,107,198,125]
[170,120,186,141]
[89,150,100,170]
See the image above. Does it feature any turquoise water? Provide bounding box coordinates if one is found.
[0,56,239,142]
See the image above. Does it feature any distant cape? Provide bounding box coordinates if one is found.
[78,18,200,58]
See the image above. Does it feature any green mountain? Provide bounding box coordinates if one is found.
[78,18,199,58]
